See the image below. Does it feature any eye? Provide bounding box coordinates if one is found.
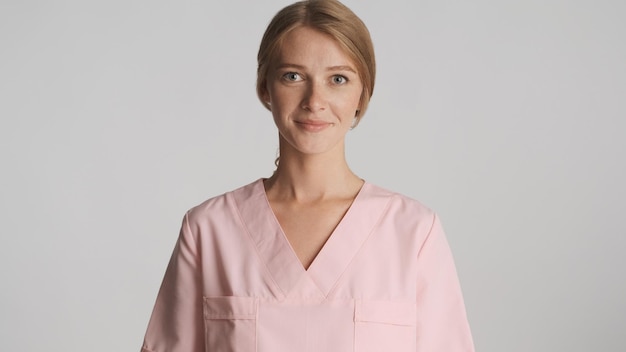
[282,72,302,81]
[332,75,348,85]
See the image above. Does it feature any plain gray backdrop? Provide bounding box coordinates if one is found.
[1,0,624,351]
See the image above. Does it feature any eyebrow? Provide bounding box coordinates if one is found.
[275,63,357,73]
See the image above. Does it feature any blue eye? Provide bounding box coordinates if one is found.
[332,75,347,84]
[283,72,302,81]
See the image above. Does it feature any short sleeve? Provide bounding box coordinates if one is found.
[415,213,475,351]
[141,212,204,352]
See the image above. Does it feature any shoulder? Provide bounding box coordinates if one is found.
[363,182,441,248]
[185,178,263,226]
[365,182,436,220]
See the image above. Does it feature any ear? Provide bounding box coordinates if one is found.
[264,93,272,110]
[259,82,272,110]
[356,87,368,116]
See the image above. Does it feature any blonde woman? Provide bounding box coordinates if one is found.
[141,1,474,351]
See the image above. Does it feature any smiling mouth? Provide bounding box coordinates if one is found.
[295,120,332,132]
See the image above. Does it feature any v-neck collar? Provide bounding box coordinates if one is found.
[232,179,393,300]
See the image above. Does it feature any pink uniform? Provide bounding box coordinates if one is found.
[141,179,474,352]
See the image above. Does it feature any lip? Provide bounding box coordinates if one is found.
[294,120,332,132]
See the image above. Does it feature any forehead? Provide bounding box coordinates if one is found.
[273,26,357,69]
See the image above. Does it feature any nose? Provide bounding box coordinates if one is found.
[301,81,326,112]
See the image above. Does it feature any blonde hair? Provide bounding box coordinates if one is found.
[256,0,376,127]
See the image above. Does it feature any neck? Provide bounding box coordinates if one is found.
[264,141,362,203]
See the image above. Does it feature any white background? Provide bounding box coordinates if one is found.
[1,0,625,351]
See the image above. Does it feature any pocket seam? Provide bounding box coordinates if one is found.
[354,299,416,326]
[203,296,258,320]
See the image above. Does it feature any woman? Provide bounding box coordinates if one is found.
[141,1,474,351]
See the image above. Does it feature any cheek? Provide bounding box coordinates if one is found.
[348,82,363,104]
[340,87,363,111]
[269,85,298,108]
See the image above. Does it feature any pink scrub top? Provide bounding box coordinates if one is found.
[141,179,474,352]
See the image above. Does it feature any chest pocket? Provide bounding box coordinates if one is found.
[354,300,416,352]
[203,296,257,352]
